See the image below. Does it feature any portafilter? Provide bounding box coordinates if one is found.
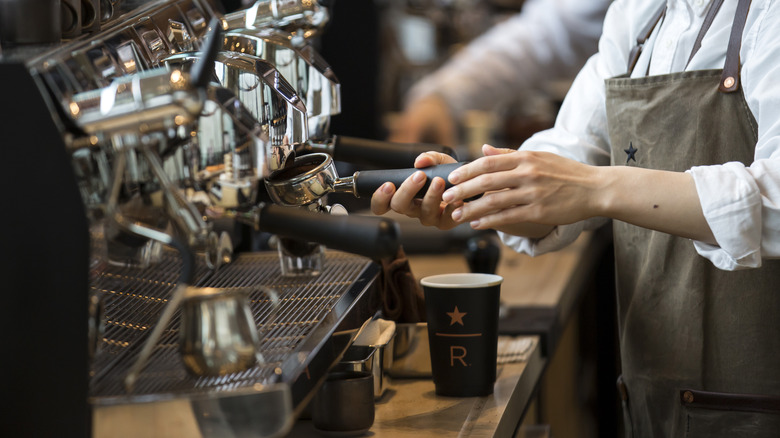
[264,153,477,207]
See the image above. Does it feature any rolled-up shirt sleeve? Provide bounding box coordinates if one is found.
[690,156,780,270]
[689,163,763,270]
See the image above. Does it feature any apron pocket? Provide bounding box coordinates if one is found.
[680,389,780,438]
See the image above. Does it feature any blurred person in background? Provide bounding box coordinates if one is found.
[388,0,612,148]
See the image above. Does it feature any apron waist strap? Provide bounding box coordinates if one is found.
[681,389,780,414]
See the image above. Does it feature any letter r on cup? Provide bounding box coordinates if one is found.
[450,346,468,366]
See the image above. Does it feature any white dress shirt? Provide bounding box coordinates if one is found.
[405,0,610,120]
[500,0,780,271]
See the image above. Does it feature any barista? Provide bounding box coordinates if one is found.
[373,0,780,436]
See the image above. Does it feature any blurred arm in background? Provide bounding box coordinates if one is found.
[388,0,611,147]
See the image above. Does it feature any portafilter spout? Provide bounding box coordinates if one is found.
[264,153,477,207]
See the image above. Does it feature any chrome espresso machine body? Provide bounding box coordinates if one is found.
[0,1,397,437]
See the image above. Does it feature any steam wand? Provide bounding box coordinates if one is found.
[104,149,196,393]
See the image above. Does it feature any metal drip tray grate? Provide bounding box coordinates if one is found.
[89,249,378,404]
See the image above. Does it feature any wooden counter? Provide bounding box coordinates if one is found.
[287,336,545,438]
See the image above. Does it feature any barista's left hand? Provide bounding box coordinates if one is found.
[443,144,603,230]
[371,151,462,230]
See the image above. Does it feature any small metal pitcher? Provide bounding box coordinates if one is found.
[179,286,278,377]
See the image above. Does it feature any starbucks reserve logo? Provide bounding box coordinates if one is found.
[435,305,482,367]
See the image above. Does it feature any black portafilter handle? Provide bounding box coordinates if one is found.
[353,162,481,201]
[256,203,400,260]
[331,135,458,169]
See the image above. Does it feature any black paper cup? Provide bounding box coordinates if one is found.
[421,273,503,397]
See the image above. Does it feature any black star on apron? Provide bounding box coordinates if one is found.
[624,142,637,163]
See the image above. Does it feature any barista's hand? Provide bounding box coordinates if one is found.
[371,151,461,230]
[442,144,602,231]
[387,95,458,147]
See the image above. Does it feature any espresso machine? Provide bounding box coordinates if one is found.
[0,1,414,437]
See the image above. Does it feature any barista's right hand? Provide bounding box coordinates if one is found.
[388,95,458,147]
[370,151,461,230]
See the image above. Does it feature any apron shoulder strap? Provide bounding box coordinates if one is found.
[687,0,726,67]
[628,0,752,89]
[719,0,752,93]
[626,3,667,75]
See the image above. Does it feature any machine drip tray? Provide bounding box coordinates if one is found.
[89,249,381,437]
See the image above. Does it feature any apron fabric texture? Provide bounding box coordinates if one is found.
[604,0,780,436]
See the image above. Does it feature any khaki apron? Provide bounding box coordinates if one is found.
[604,0,780,436]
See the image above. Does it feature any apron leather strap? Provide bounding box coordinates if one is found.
[681,389,780,414]
[628,0,752,92]
[719,0,752,93]
[626,3,667,75]
[687,0,726,67]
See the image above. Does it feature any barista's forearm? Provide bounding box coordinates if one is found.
[594,166,716,244]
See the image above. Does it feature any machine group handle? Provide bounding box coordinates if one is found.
[332,135,458,169]
[257,203,400,260]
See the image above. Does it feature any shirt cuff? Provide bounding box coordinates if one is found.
[688,163,763,270]
[498,221,589,256]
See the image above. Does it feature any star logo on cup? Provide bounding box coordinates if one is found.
[447,306,467,326]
